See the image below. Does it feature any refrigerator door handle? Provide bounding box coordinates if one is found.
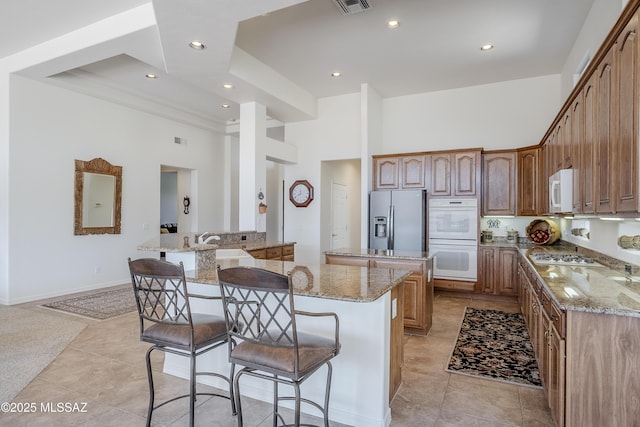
[388,205,394,250]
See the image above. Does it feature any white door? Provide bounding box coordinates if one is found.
[331,182,349,250]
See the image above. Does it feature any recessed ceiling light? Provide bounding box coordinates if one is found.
[221,104,230,109]
[145,73,157,79]
[387,19,400,29]
[223,83,233,89]
[480,44,494,51]
[330,72,342,78]
[189,41,206,50]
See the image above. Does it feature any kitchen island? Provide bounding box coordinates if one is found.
[136,239,410,427]
[325,248,434,335]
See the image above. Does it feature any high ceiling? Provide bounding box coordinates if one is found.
[1,0,596,131]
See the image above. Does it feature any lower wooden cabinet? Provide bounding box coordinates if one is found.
[519,257,566,427]
[325,254,433,336]
[479,246,518,296]
[389,282,404,402]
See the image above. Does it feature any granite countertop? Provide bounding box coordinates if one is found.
[325,247,432,260]
[520,246,640,318]
[137,234,295,253]
[186,258,411,303]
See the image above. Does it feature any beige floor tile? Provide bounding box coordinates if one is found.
[442,374,523,425]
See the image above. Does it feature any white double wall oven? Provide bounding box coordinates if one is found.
[428,199,478,282]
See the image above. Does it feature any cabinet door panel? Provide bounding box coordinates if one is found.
[596,50,614,213]
[401,155,426,189]
[374,157,400,190]
[482,152,517,215]
[454,152,478,196]
[431,153,451,196]
[497,249,518,296]
[518,148,538,215]
[582,75,596,213]
[616,17,639,212]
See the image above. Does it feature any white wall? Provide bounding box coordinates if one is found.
[382,74,561,153]
[560,0,624,99]
[284,93,362,264]
[6,76,227,304]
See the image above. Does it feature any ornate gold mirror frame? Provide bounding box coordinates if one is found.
[74,158,122,235]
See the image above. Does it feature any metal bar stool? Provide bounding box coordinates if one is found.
[217,266,340,427]
[128,258,236,427]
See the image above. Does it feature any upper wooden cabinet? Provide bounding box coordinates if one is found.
[582,74,597,214]
[482,151,517,216]
[596,48,615,214]
[373,156,400,190]
[615,13,639,213]
[517,147,539,216]
[373,154,429,190]
[400,155,428,189]
[454,150,480,197]
[430,149,481,198]
[430,152,452,196]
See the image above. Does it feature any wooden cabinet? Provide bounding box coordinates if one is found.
[582,74,597,214]
[246,244,295,261]
[373,155,429,190]
[596,48,615,214]
[569,94,583,213]
[482,151,517,216]
[430,152,452,196]
[389,281,404,402]
[400,155,427,189]
[325,254,433,336]
[519,256,566,427]
[454,150,480,197]
[517,147,539,215]
[614,14,639,213]
[540,291,566,427]
[430,149,481,198]
[478,246,518,296]
[373,156,400,190]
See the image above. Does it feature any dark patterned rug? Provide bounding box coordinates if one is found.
[41,287,136,320]
[446,307,542,388]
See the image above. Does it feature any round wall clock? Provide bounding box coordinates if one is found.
[289,180,314,207]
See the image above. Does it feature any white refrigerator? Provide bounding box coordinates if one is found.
[369,190,427,251]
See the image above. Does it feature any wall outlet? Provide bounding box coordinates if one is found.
[94,266,101,274]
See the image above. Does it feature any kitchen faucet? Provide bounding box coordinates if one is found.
[198,232,221,244]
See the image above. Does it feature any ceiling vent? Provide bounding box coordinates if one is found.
[332,0,371,15]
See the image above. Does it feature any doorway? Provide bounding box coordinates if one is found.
[320,159,361,253]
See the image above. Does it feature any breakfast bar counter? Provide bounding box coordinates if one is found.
[136,241,411,427]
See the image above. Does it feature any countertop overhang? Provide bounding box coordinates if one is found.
[188,258,411,303]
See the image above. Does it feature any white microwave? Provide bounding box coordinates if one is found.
[549,169,573,213]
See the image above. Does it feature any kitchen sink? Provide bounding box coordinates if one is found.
[215,248,252,259]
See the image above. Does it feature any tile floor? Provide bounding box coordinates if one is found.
[3,289,554,426]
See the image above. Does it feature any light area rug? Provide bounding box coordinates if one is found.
[41,287,136,320]
[446,307,542,388]
[0,305,86,402]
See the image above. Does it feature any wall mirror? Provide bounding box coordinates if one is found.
[74,157,122,235]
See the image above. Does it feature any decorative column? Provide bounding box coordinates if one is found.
[238,102,267,231]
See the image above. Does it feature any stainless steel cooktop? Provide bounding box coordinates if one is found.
[529,252,604,267]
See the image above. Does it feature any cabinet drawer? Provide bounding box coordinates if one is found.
[248,249,266,259]
[372,259,424,274]
[548,298,565,338]
[282,245,294,256]
[266,247,282,259]
[434,278,476,292]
